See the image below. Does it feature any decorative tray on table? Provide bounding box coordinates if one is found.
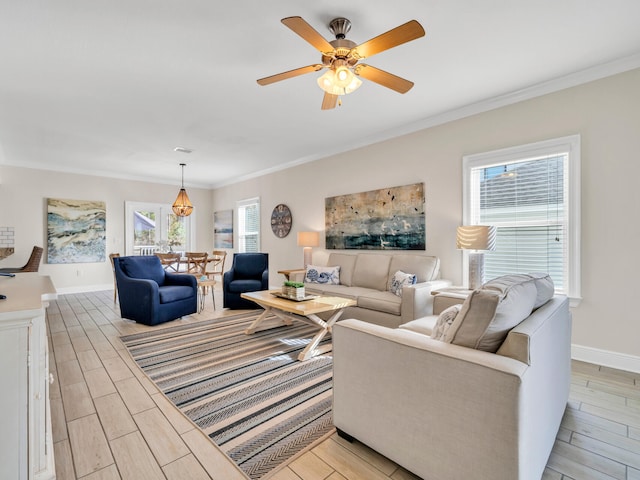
[271,292,319,302]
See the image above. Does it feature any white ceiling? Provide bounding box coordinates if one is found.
[2,0,640,189]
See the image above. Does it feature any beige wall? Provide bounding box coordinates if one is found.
[0,167,212,291]
[213,67,640,361]
[1,68,638,364]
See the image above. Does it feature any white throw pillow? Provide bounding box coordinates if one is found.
[390,270,417,296]
[431,305,462,341]
[304,265,340,285]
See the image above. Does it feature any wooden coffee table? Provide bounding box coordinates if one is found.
[240,290,356,361]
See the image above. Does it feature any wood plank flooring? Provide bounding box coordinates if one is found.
[47,289,640,480]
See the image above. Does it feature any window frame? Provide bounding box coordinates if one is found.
[236,197,261,253]
[124,201,195,256]
[462,135,581,305]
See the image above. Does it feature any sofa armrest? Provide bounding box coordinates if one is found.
[116,276,160,318]
[116,275,159,298]
[400,279,452,321]
[432,291,469,315]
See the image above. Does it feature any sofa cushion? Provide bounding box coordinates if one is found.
[430,304,463,341]
[227,278,263,293]
[399,315,439,336]
[304,284,371,300]
[304,265,340,285]
[158,285,195,304]
[482,273,554,309]
[352,254,391,291]
[390,270,416,296]
[387,255,440,288]
[327,253,357,286]
[449,274,539,352]
[528,272,555,308]
[357,291,401,316]
[233,253,268,279]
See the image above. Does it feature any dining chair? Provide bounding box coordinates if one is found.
[186,252,216,311]
[205,250,227,281]
[156,252,181,272]
[0,246,44,273]
[108,253,120,302]
[185,252,208,276]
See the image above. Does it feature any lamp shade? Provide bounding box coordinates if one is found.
[456,225,496,251]
[297,231,320,247]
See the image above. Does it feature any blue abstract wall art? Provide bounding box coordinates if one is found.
[47,198,106,263]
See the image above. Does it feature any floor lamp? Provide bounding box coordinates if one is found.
[297,231,319,268]
[456,225,496,290]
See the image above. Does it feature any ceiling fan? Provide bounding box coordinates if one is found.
[257,16,425,110]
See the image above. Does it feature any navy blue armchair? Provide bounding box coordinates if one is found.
[223,253,269,309]
[114,255,197,326]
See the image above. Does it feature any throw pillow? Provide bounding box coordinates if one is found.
[304,265,340,285]
[431,304,462,341]
[450,275,538,352]
[390,270,417,296]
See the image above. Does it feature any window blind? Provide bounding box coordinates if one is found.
[470,154,568,293]
[238,198,260,253]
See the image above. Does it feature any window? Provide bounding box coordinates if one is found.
[463,135,581,303]
[125,202,194,255]
[237,197,260,253]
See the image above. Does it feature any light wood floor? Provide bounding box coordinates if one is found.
[48,289,640,480]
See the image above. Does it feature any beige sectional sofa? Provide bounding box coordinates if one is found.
[332,273,572,480]
[300,252,451,328]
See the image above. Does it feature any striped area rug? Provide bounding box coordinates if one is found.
[120,311,335,479]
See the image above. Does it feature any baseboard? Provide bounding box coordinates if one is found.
[572,344,640,374]
[55,283,113,295]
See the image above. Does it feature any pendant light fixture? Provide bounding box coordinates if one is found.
[172,163,193,217]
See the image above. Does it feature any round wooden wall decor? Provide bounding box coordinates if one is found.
[271,204,292,238]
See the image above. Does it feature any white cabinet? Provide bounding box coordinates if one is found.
[0,273,57,480]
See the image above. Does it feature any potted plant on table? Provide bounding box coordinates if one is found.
[282,280,305,300]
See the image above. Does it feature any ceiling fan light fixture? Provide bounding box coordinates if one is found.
[317,68,362,96]
[172,163,193,217]
[335,65,352,84]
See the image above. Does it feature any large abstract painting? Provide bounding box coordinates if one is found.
[47,198,106,263]
[325,182,425,250]
[214,209,233,248]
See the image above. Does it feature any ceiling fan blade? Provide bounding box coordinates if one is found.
[257,64,324,86]
[355,64,414,94]
[351,20,425,59]
[281,16,335,53]
[321,92,339,110]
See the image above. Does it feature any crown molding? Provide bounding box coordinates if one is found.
[213,53,640,189]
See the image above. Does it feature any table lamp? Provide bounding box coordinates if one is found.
[456,225,496,290]
[297,231,319,268]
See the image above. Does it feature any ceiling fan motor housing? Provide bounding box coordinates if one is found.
[322,39,358,67]
[329,17,351,39]
[321,18,358,67]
